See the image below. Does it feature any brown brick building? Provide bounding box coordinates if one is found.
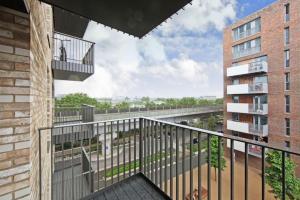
[223,0,300,165]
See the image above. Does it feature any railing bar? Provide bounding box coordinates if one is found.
[151,120,154,181]
[134,119,137,175]
[144,119,147,175]
[148,120,151,179]
[244,143,248,200]
[71,127,74,200]
[123,119,126,179]
[230,139,235,200]
[104,122,107,188]
[97,123,99,190]
[62,127,65,200]
[164,124,168,194]
[282,151,286,200]
[207,134,211,200]
[198,132,202,200]
[182,128,186,200]
[176,127,179,200]
[261,147,265,200]
[155,121,158,186]
[80,139,83,198]
[128,119,131,177]
[190,130,193,200]
[218,136,222,200]
[117,120,120,182]
[160,122,163,189]
[139,118,143,173]
[89,137,92,193]
[111,121,114,184]
[170,125,173,198]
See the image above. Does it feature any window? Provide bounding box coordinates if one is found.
[254,75,267,84]
[232,18,261,41]
[232,79,239,85]
[285,95,290,113]
[285,118,290,136]
[285,141,290,148]
[232,38,261,59]
[285,73,290,90]
[285,50,290,67]
[232,96,239,103]
[284,27,290,45]
[232,113,239,121]
[285,4,290,22]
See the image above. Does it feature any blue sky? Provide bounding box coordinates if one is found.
[55,0,276,98]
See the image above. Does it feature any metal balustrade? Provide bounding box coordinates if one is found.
[39,117,300,200]
[52,32,95,81]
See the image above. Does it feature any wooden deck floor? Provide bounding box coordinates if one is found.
[81,173,171,200]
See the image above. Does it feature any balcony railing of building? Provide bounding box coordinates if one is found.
[227,82,268,95]
[233,46,261,60]
[227,103,268,115]
[54,105,95,124]
[249,82,268,93]
[233,26,261,42]
[227,60,267,77]
[227,120,268,137]
[39,117,300,200]
[52,32,95,81]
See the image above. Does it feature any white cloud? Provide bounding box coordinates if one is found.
[55,0,236,98]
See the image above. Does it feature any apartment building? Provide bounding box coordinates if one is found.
[224,0,300,165]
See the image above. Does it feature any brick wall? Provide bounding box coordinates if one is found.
[223,0,300,173]
[0,1,53,199]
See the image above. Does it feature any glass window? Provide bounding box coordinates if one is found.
[285,50,290,67]
[232,38,261,59]
[232,18,261,41]
[285,95,290,113]
[285,4,290,22]
[232,113,239,121]
[232,79,239,85]
[285,141,290,148]
[284,27,290,45]
[285,118,290,136]
[254,76,267,84]
[232,96,239,103]
[285,73,290,90]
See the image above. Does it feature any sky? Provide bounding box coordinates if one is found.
[54,0,276,99]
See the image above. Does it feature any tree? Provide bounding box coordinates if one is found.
[55,93,98,107]
[115,101,130,110]
[265,151,300,199]
[210,136,226,180]
[207,115,218,131]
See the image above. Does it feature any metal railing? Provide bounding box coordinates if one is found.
[233,46,261,59]
[39,117,300,200]
[54,105,95,124]
[52,32,94,73]
[233,26,260,41]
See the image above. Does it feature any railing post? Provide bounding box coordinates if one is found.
[39,129,42,200]
[139,118,143,173]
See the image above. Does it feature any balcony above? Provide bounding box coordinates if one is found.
[227,120,268,137]
[52,32,94,81]
[227,83,268,95]
[227,61,268,77]
[227,103,268,115]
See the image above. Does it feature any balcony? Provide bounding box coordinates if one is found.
[227,103,268,115]
[38,117,300,200]
[52,32,95,81]
[233,46,261,60]
[233,26,260,41]
[227,60,268,77]
[227,82,268,95]
[227,120,268,137]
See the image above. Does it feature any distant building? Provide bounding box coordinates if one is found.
[223,0,300,168]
